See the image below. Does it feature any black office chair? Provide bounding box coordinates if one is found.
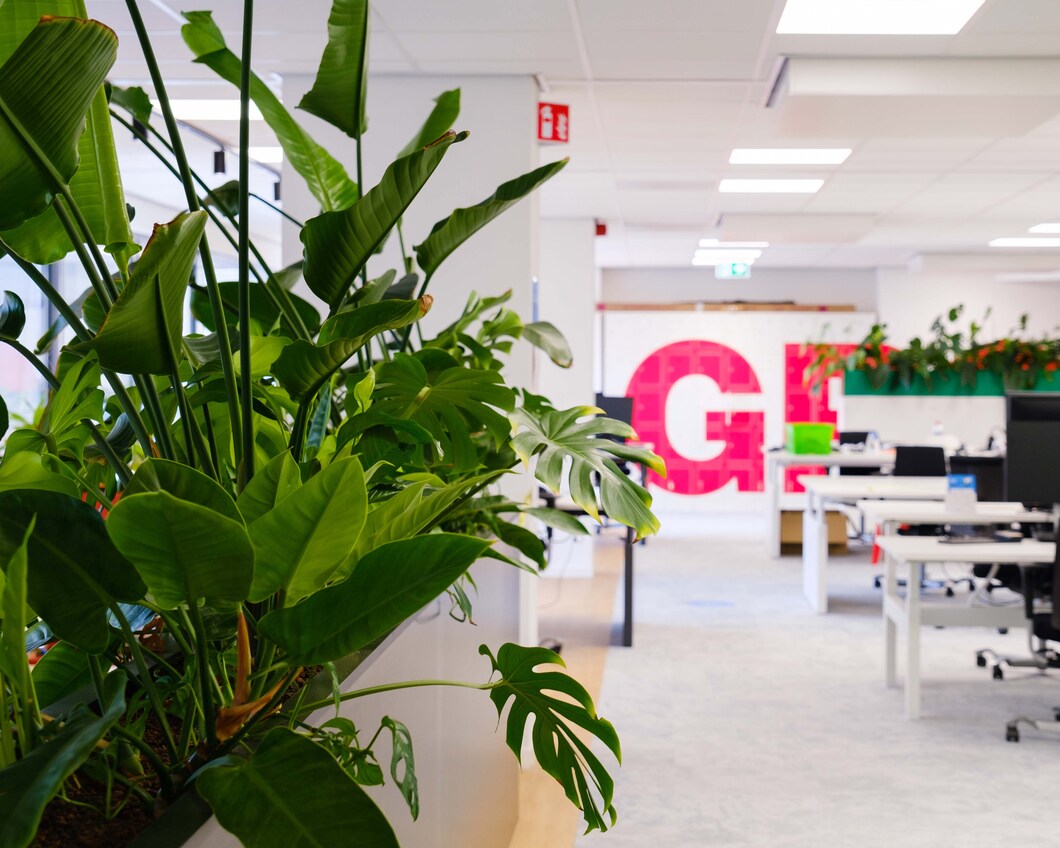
[998,549,1060,741]
[837,431,880,477]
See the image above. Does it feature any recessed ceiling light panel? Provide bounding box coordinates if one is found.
[1029,223,1060,234]
[989,237,1060,248]
[719,179,823,194]
[699,239,770,248]
[248,146,284,164]
[729,148,851,165]
[776,0,986,35]
[159,99,265,121]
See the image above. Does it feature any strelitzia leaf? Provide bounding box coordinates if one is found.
[397,88,460,159]
[82,211,207,374]
[480,643,620,834]
[198,729,399,848]
[301,131,466,309]
[0,17,116,232]
[414,159,568,278]
[182,11,358,213]
[298,0,369,138]
[510,406,665,538]
[259,534,490,665]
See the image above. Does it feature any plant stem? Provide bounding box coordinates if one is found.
[124,0,243,472]
[250,192,302,227]
[237,0,256,490]
[107,723,176,800]
[134,375,174,460]
[187,600,219,753]
[296,678,493,716]
[109,605,180,763]
[51,199,112,309]
[400,272,433,352]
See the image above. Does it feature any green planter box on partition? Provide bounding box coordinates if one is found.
[843,370,1060,397]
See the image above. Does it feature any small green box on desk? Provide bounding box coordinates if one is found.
[786,422,835,455]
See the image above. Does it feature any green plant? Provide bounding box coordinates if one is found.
[804,305,1060,392]
[0,2,665,846]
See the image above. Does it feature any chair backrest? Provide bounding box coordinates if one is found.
[893,445,947,477]
[837,431,879,476]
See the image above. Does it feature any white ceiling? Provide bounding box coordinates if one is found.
[90,0,1060,272]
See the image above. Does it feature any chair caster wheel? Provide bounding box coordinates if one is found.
[945,587,955,597]
[993,667,1004,681]
[1006,724,1020,743]
[873,576,882,589]
[1052,708,1060,722]
[976,653,987,668]
[998,628,1008,635]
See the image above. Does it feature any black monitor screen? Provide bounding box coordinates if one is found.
[595,393,633,425]
[1005,393,1060,507]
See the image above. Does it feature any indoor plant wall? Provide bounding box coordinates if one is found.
[805,305,1060,395]
[0,1,665,846]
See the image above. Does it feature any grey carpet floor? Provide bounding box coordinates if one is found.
[577,513,1060,848]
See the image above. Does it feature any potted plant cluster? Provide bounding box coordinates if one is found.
[0,1,665,845]
[803,305,1060,395]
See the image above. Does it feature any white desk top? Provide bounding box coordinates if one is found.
[797,475,947,502]
[768,449,895,468]
[857,500,1054,525]
[876,535,1055,565]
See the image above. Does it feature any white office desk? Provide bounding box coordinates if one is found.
[798,475,947,614]
[765,449,895,557]
[875,535,1055,719]
[858,500,1053,531]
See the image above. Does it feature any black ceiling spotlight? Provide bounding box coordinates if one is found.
[273,180,281,202]
[213,148,226,174]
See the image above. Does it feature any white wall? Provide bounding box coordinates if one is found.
[538,218,599,410]
[601,267,879,311]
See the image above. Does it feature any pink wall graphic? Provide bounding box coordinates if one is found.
[625,340,765,495]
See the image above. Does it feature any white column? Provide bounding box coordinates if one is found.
[537,218,599,411]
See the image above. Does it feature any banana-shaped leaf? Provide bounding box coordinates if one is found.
[414,158,568,278]
[0,290,25,339]
[301,131,466,309]
[259,534,490,665]
[272,298,428,403]
[0,17,116,231]
[198,729,398,848]
[0,670,126,848]
[298,0,369,139]
[108,83,153,124]
[397,88,460,158]
[0,491,145,653]
[480,643,620,834]
[82,211,207,374]
[510,406,665,539]
[182,12,358,213]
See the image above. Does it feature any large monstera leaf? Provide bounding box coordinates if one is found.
[414,158,568,278]
[0,17,117,232]
[362,350,515,471]
[198,729,398,848]
[510,406,665,539]
[480,643,621,834]
[182,11,358,213]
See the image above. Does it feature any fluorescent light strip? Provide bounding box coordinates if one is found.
[159,99,265,121]
[989,237,1060,248]
[693,249,762,263]
[719,179,823,194]
[729,148,851,165]
[699,239,769,248]
[776,0,986,35]
[1029,223,1060,234]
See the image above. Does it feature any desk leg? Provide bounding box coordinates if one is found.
[802,494,829,614]
[884,552,897,689]
[905,561,922,720]
[623,526,634,648]
[766,457,781,558]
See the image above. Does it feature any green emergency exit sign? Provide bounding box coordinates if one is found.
[715,262,752,279]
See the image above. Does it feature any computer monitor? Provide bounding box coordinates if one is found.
[594,393,633,426]
[1004,393,1060,507]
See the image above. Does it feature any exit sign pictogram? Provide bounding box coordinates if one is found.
[538,103,569,143]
